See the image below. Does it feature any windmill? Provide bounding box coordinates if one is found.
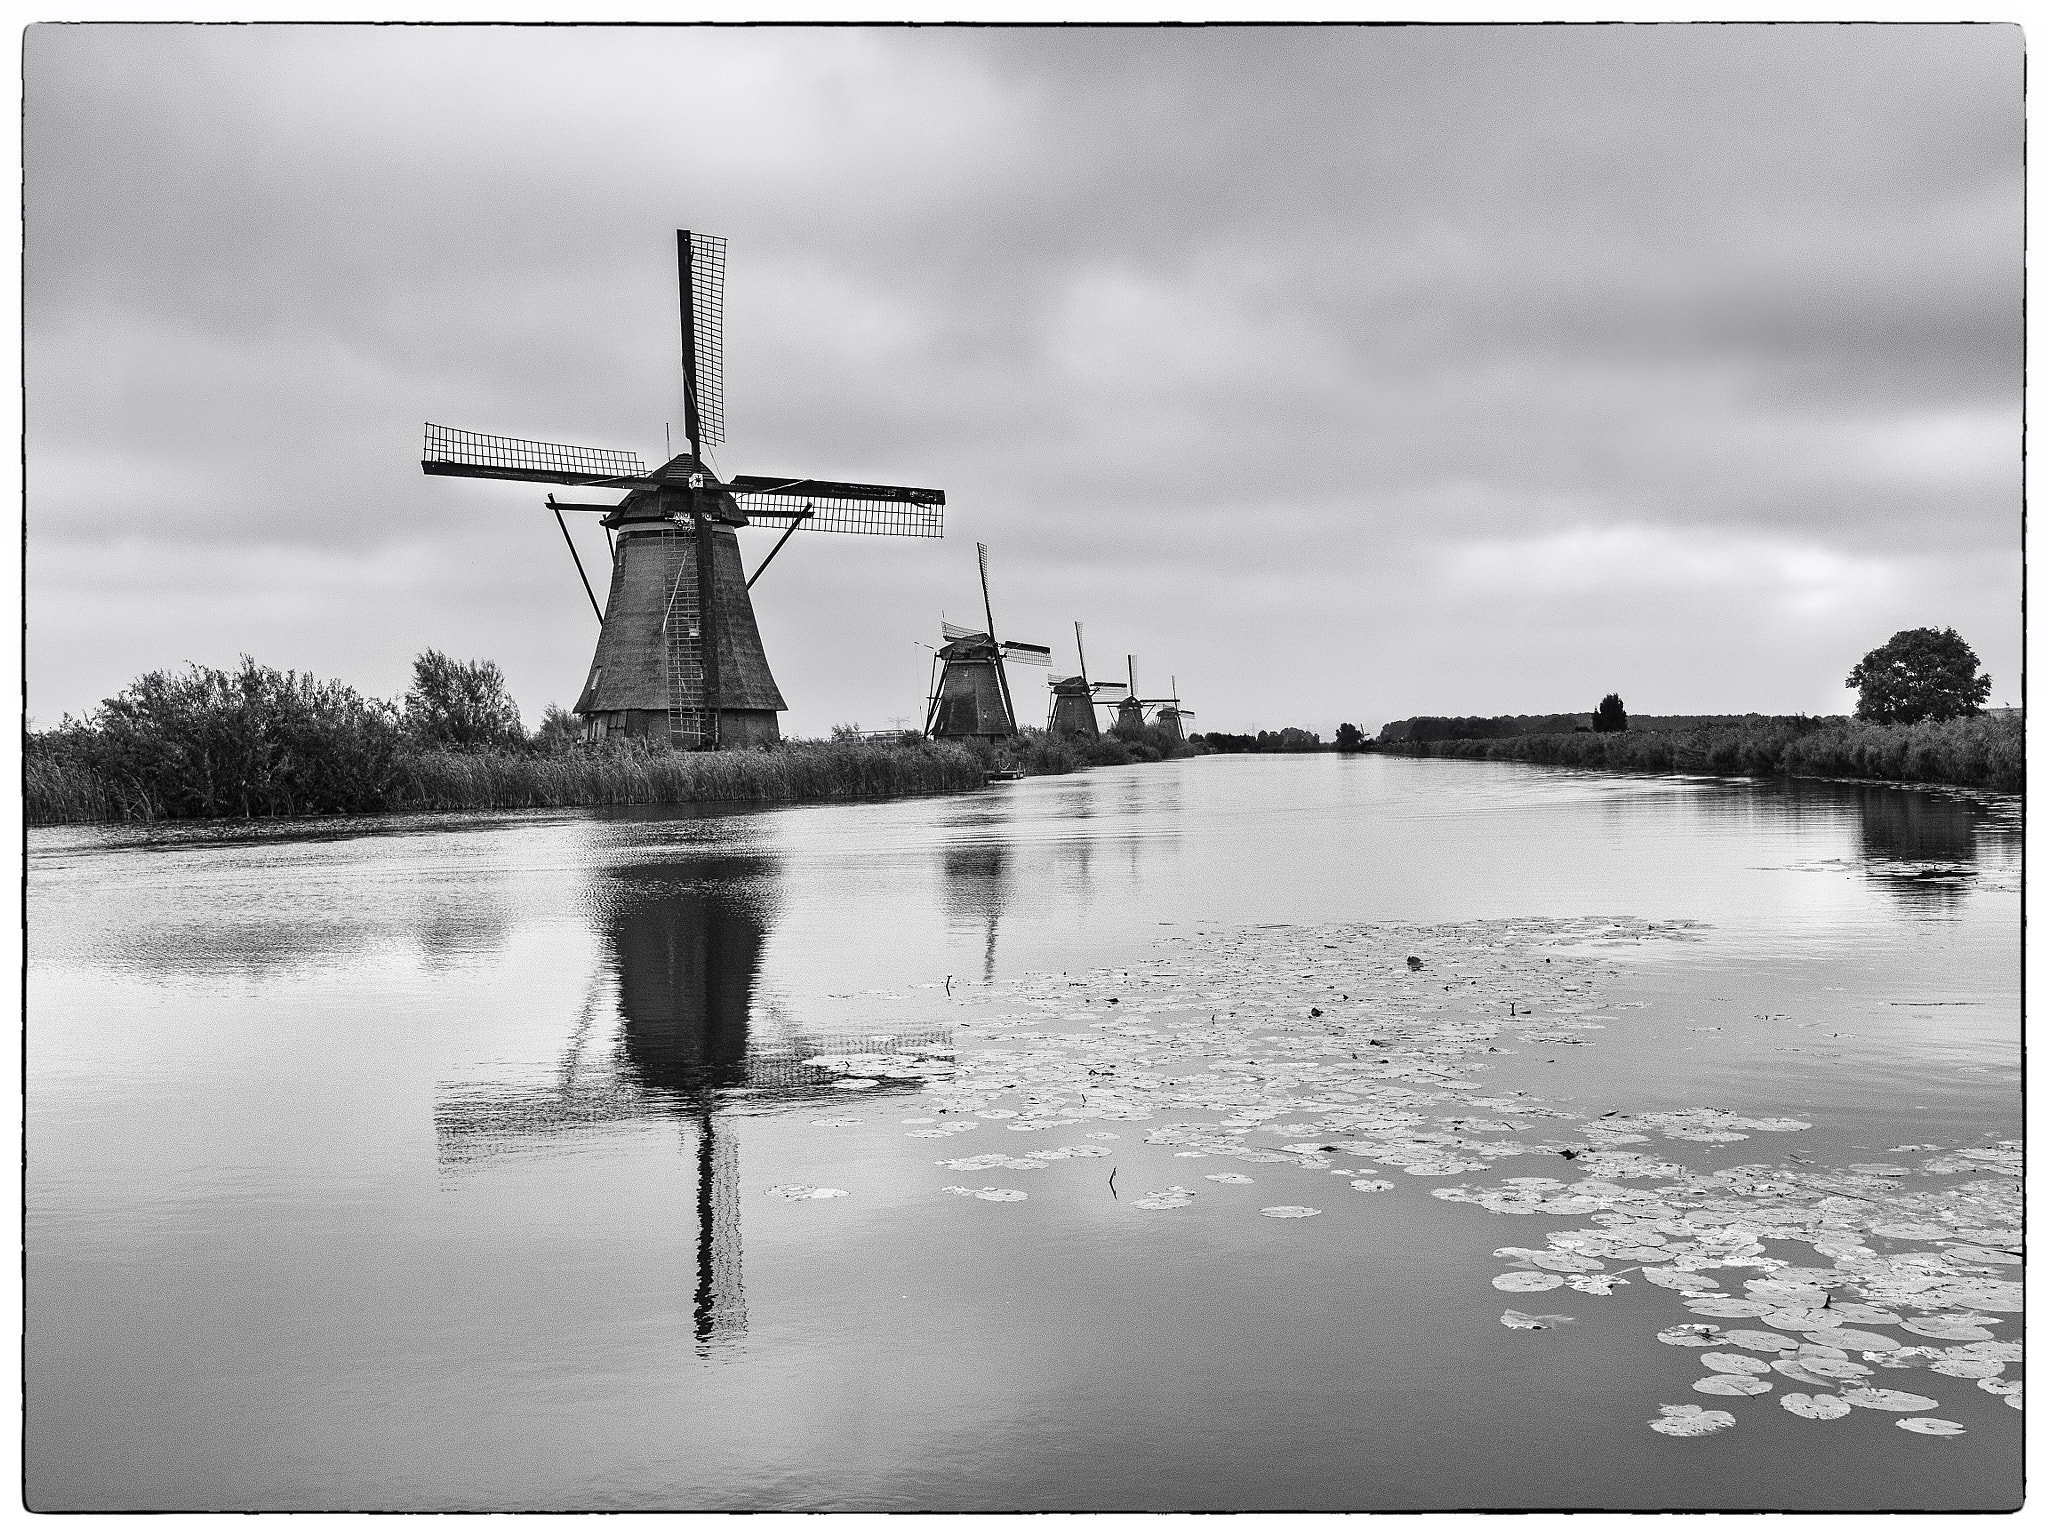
[1045,621,1128,739]
[420,231,945,748]
[1108,654,1195,742]
[924,543,1049,739]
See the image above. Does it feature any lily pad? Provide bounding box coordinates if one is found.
[1566,1274,1627,1295]
[1773,1360,1843,1387]
[1718,1330,1797,1353]
[1643,1268,1720,1292]
[941,1185,1027,1202]
[1780,1393,1851,1420]
[1686,1297,1772,1318]
[1895,1417,1966,1437]
[1842,1387,1939,1411]
[1650,1404,1736,1436]
[1350,1178,1395,1192]
[1800,1328,1899,1352]
[1795,1358,1872,1381]
[1494,1271,1564,1292]
[1658,1325,1722,1347]
[765,1184,849,1200]
[1694,1374,1773,1397]
[1133,1187,1194,1210]
[1204,1173,1254,1184]
[1263,1205,1321,1219]
[1500,1309,1576,1330]
[1700,1352,1771,1375]
[1903,1318,1993,1341]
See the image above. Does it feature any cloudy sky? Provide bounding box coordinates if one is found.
[24,22,2021,737]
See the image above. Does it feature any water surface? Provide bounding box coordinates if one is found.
[27,755,2021,1510]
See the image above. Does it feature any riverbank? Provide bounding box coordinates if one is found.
[1373,712,2022,793]
[24,735,991,826]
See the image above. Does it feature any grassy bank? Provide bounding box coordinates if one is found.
[1374,712,2022,794]
[25,733,992,826]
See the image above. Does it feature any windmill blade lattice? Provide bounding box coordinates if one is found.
[423,423,647,485]
[685,232,727,448]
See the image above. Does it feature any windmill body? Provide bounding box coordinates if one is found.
[421,232,943,749]
[571,460,787,745]
[925,545,1048,741]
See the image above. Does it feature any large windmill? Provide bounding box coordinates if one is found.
[1045,622,1128,739]
[421,231,945,748]
[924,543,1049,739]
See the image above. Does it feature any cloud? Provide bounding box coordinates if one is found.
[24,23,2022,734]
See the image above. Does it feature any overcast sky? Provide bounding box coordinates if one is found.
[24,22,2021,737]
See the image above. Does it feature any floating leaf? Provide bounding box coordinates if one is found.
[1842,1387,1939,1412]
[1566,1274,1627,1295]
[765,1183,848,1201]
[1902,1318,1993,1341]
[1643,1268,1720,1292]
[1650,1404,1735,1436]
[1774,1360,1843,1387]
[1132,1187,1195,1210]
[1780,1393,1851,1420]
[1501,1309,1576,1330]
[1794,1358,1871,1381]
[1494,1271,1565,1292]
[1700,1352,1771,1375]
[941,1185,1027,1202]
[1694,1374,1773,1397]
[1943,1244,2020,1265]
[1895,1417,1966,1437]
[809,1118,863,1127]
[1203,1173,1254,1184]
[1350,1178,1395,1192]
[1263,1205,1321,1219]
[1800,1328,1899,1352]
[1686,1297,1772,1318]
[1714,1330,1796,1353]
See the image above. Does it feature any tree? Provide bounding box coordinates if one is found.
[1846,628,1991,724]
[1593,694,1628,733]
[402,649,526,749]
[1334,722,1367,752]
[534,703,582,752]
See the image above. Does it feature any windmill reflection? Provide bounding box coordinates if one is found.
[435,853,947,1352]
[943,836,1011,985]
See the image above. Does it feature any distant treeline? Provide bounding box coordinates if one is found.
[1375,714,2022,794]
[1375,712,1788,742]
[1194,727,1326,754]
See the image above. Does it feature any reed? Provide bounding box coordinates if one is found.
[1376,713,2022,793]
[25,731,988,825]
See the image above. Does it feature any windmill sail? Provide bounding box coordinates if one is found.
[423,423,647,485]
[730,475,944,537]
[679,230,727,450]
[999,642,1051,666]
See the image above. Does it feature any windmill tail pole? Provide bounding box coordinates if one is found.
[552,502,604,623]
[978,542,1017,734]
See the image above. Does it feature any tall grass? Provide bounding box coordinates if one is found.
[26,733,988,825]
[1376,713,2022,793]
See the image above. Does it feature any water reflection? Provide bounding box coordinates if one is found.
[435,853,947,1349]
[1850,786,1997,911]
[943,838,1011,985]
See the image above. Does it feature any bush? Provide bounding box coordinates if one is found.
[1594,694,1628,733]
[403,649,526,750]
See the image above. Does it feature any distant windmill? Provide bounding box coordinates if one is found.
[925,543,1049,739]
[1046,621,1128,739]
[420,230,945,748]
[1116,655,1147,734]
